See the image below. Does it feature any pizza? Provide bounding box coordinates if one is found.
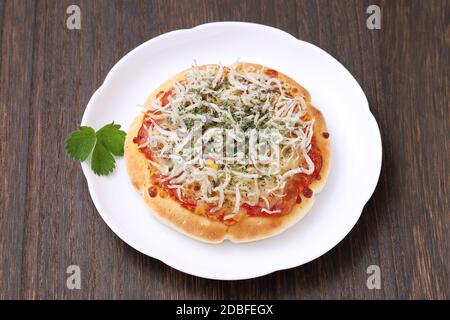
[125,62,330,243]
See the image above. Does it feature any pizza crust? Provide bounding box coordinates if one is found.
[124,62,330,243]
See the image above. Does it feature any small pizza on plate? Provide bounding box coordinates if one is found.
[125,62,330,243]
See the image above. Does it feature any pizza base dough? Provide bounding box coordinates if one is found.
[124,63,330,243]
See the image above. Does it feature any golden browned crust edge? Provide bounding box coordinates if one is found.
[124,62,330,243]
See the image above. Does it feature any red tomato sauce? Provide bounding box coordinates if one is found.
[148,186,158,198]
[265,69,279,77]
[161,89,174,106]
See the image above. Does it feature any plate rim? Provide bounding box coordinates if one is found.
[80,21,383,280]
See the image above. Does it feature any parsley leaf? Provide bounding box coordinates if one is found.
[91,140,115,175]
[96,122,126,156]
[241,118,255,131]
[65,126,97,161]
[65,122,126,176]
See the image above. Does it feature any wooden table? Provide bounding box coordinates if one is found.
[0,0,448,299]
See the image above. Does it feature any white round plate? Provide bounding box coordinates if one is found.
[81,22,382,280]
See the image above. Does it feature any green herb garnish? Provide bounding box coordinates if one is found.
[65,122,126,176]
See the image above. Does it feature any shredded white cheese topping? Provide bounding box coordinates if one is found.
[141,63,315,219]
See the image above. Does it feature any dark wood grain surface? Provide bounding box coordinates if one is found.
[0,0,448,299]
